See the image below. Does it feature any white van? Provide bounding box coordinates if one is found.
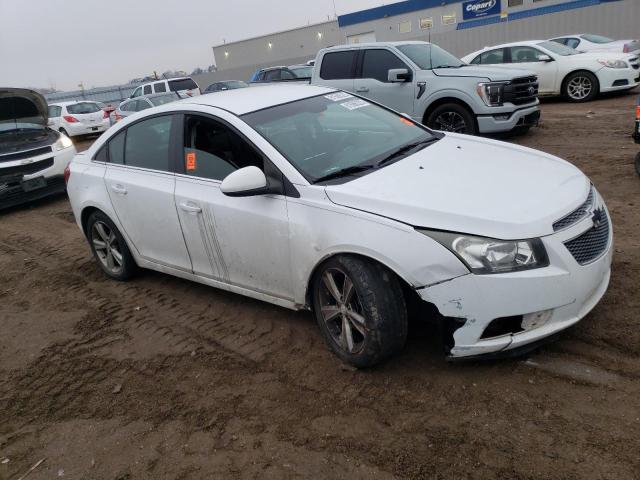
[130,77,201,100]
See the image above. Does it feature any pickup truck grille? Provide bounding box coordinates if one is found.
[503,76,538,106]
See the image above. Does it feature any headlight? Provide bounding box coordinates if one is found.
[597,59,628,69]
[53,133,74,151]
[476,82,507,107]
[418,230,549,274]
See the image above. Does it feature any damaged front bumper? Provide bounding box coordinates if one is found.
[417,210,613,359]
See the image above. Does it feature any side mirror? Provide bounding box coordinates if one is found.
[221,166,268,197]
[537,54,553,62]
[388,68,412,83]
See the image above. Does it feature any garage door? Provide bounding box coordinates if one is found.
[346,32,376,44]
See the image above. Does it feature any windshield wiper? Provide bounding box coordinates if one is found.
[376,138,438,168]
[313,164,375,183]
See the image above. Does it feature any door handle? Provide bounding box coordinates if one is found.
[179,202,202,214]
[356,87,369,93]
[111,184,127,195]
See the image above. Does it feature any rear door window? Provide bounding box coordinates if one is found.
[361,49,409,82]
[153,82,167,93]
[320,51,357,80]
[264,70,281,81]
[168,78,198,91]
[124,115,173,171]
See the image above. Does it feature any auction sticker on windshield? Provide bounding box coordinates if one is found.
[340,99,369,110]
[325,92,353,102]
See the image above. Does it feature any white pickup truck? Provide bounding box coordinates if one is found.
[311,41,541,135]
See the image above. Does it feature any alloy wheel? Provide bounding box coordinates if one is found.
[91,221,124,275]
[567,76,593,100]
[433,111,468,133]
[318,268,367,354]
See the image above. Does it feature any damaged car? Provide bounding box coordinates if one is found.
[1,88,76,210]
[66,85,612,367]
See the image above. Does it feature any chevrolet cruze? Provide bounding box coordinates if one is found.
[66,84,613,367]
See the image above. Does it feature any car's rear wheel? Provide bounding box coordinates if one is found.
[312,255,407,368]
[563,71,599,102]
[87,211,136,280]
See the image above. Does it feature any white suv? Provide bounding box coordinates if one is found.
[66,85,612,367]
[130,77,201,99]
[48,101,110,137]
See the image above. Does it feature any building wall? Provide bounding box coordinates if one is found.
[205,0,638,84]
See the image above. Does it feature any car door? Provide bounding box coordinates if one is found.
[509,46,558,94]
[173,111,293,300]
[354,48,415,115]
[103,114,192,271]
[317,49,358,92]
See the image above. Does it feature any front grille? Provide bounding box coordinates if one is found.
[0,158,54,179]
[503,76,538,106]
[553,187,594,231]
[0,146,52,163]
[564,209,610,265]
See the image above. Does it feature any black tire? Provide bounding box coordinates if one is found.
[635,152,640,177]
[311,255,407,368]
[563,71,599,102]
[86,211,137,281]
[426,103,476,135]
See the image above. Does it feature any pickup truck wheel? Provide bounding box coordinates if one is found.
[563,71,598,102]
[426,104,476,134]
[87,211,137,281]
[312,255,408,368]
[635,152,640,177]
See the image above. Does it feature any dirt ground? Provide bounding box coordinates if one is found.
[1,90,639,480]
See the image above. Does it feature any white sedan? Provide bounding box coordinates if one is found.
[550,34,640,55]
[66,85,612,367]
[462,40,639,102]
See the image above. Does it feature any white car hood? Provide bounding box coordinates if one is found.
[324,134,590,240]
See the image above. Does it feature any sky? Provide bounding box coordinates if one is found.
[0,0,398,91]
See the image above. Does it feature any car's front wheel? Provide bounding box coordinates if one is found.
[563,71,599,102]
[86,211,137,280]
[312,255,408,368]
[426,103,476,134]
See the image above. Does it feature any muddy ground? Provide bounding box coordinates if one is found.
[1,91,639,480]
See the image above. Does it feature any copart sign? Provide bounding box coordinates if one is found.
[462,0,500,20]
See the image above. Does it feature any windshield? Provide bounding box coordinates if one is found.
[242,93,436,183]
[582,34,614,44]
[67,102,101,114]
[290,66,313,78]
[397,43,464,69]
[148,94,178,106]
[537,41,578,56]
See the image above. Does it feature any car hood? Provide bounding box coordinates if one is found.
[324,133,589,240]
[0,88,49,126]
[431,65,536,81]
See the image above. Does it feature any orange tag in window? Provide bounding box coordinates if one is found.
[186,152,197,171]
[400,117,414,126]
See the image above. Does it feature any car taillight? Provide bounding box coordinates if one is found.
[636,105,640,120]
[103,110,109,119]
[64,164,71,185]
[63,115,78,123]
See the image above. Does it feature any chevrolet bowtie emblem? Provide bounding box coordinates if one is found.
[592,208,604,229]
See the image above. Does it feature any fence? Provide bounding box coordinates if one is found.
[45,84,139,106]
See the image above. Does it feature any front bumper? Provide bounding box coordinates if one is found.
[598,67,640,93]
[418,196,613,359]
[0,146,75,210]
[476,104,540,133]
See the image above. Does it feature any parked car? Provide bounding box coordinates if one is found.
[1,88,76,209]
[130,77,201,99]
[204,80,248,93]
[312,41,540,135]
[250,65,313,83]
[48,101,111,137]
[550,34,640,55]
[634,95,640,176]
[462,40,640,102]
[96,102,116,117]
[110,92,181,125]
[66,84,612,367]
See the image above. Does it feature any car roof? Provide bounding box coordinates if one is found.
[323,41,432,51]
[181,84,335,115]
[466,40,547,54]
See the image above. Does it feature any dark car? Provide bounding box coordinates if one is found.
[204,80,248,93]
[249,65,313,83]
